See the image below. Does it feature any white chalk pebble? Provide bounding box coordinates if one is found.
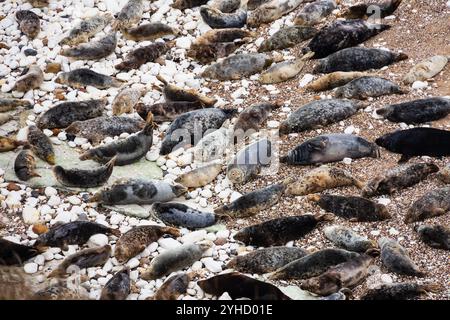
[24,262,38,274]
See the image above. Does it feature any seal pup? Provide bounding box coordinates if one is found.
[112,0,144,31]
[0,238,40,266]
[313,47,408,74]
[200,5,247,29]
[198,272,291,300]
[36,99,107,129]
[403,55,448,84]
[60,32,117,61]
[88,179,187,205]
[195,28,255,44]
[151,273,189,300]
[405,187,450,224]
[0,136,27,152]
[13,65,44,92]
[0,98,31,112]
[227,138,272,185]
[308,194,390,222]
[135,101,202,123]
[173,0,209,10]
[156,75,217,107]
[115,41,172,71]
[439,163,450,184]
[55,69,125,89]
[27,125,55,165]
[49,245,111,278]
[339,0,403,19]
[324,225,376,253]
[159,108,236,155]
[258,26,317,52]
[59,14,113,46]
[187,39,248,65]
[279,99,364,135]
[16,10,40,39]
[141,242,211,280]
[215,182,288,218]
[233,213,334,247]
[151,202,216,229]
[14,150,40,181]
[300,251,378,296]
[122,23,178,41]
[234,102,280,134]
[375,128,450,163]
[112,87,145,115]
[361,282,442,300]
[376,97,450,124]
[362,163,439,197]
[114,225,181,262]
[34,221,120,250]
[100,268,131,300]
[65,116,144,145]
[306,71,370,92]
[280,134,379,165]
[284,166,364,196]
[175,162,223,188]
[334,76,407,99]
[247,0,314,27]
[268,248,360,280]
[202,53,273,80]
[294,0,337,26]
[226,247,308,274]
[79,115,154,166]
[53,156,116,188]
[259,56,309,84]
[305,20,390,59]
[415,224,449,251]
[378,237,425,277]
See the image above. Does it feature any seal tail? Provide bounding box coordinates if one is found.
[163,226,181,238]
[315,213,334,222]
[106,155,117,168]
[143,112,156,134]
[156,74,168,86]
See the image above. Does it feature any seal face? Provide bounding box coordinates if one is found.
[308,194,391,222]
[280,134,379,165]
[227,138,272,184]
[152,202,216,230]
[233,213,334,247]
[227,246,308,274]
[313,47,408,74]
[334,76,407,100]
[279,99,364,135]
[362,163,439,197]
[378,237,425,277]
[16,10,41,39]
[284,166,364,196]
[34,221,120,250]
[415,225,449,251]
[55,68,125,89]
[361,282,442,300]
[59,14,113,46]
[405,187,450,223]
[27,125,55,165]
[14,150,40,181]
[140,243,210,280]
[376,97,450,124]
[258,26,317,52]
[375,128,450,163]
[65,116,144,145]
[100,268,131,300]
[198,272,291,300]
[13,65,44,92]
[36,99,107,129]
[306,20,390,59]
[0,238,40,266]
[91,180,186,205]
[53,156,116,188]
[269,248,360,280]
[114,225,180,262]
